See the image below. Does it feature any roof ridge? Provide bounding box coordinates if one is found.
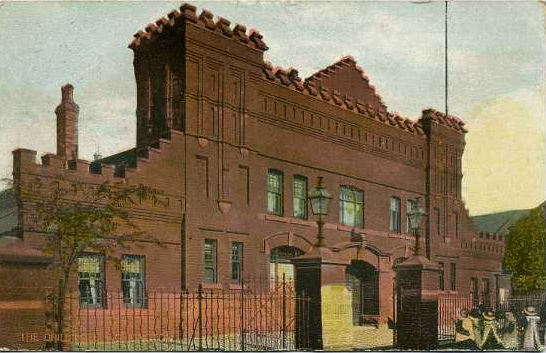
[304,56,386,111]
[262,64,426,137]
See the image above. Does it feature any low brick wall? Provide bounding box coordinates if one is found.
[0,253,52,350]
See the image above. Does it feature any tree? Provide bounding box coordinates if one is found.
[502,203,546,293]
[12,176,166,350]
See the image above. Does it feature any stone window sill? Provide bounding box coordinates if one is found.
[200,283,223,290]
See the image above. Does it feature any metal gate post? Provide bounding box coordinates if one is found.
[392,279,397,347]
[240,276,245,351]
[198,284,203,351]
[282,273,286,349]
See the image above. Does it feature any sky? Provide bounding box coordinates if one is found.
[0,1,544,216]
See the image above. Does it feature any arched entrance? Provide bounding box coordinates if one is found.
[269,246,304,285]
[346,260,379,325]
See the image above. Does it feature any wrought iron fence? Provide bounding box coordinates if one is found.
[438,291,546,342]
[496,292,546,330]
[46,279,310,351]
[437,294,473,341]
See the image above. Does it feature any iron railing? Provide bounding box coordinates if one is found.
[437,294,472,341]
[47,278,310,351]
[438,291,546,342]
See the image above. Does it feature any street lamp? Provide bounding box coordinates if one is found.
[308,176,332,248]
[407,198,426,256]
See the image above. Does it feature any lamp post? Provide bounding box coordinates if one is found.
[308,176,332,248]
[407,198,426,256]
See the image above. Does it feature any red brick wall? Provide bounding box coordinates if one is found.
[4,4,504,336]
[0,262,52,350]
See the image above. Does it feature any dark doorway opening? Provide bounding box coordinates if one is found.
[346,260,379,325]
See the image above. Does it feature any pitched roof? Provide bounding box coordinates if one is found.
[305,56,386,112]
[0,189,18,237]
[470,208,533,236]
[90,148,137,170]
[262,62,426,137]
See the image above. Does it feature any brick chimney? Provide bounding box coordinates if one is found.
[55,84,79,160]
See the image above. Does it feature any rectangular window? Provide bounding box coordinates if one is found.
[405,199,416,233]
[204,239,217,283]
[470,278,479,307]
[438,262,445,291]
[389,197,401,233]
[453,212,459,238]
[450,263,456,291]
[435,208,441,236]
[231,242,243,281]
[482,278,491,307]
[293,176,308,219]
[267,170,283,215]
[78,254,105,308]
[340,186,363,228]
[121,255,145,307]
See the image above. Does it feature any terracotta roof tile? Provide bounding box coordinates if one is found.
[331,90,343,106]
[344,96,355,110]
[304,81,318,96]
[319,87,332,102]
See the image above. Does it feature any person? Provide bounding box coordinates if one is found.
[539,302,546,347]
[479,310,504,349]
[501,311,518,350]
[522,306,542,351]
[455,309,480,350]
[468,308,483,347]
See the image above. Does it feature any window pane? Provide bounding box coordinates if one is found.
[293,178,305,198]
[389,197,401,232]
[204,240,217,283]
[354,203,363,228]
[450,263,456,290]
[438,262,445,291]
[406,200,414,233]
[340,187,364,227]
[293,177,307,219]
[121,255,145,306]
[231,242,243,281]
[267,170,283,215]
[267,171,282,193]
[78,255,104,307]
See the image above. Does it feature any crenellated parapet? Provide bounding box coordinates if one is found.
[420,108,467,134]
[129,3,268,52]
[11,130,187,218]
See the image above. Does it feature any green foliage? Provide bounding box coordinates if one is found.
[23,177,165,271]
[502,204,546,293]
[13,175,166,349]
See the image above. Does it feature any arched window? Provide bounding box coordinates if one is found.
[269,246,304,286]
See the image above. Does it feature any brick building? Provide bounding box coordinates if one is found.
[0,2,506,338]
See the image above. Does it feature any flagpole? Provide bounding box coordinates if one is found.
[413,1,449,115]
[445,1,449,116]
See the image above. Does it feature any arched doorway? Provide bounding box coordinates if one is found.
[269,246,304,286]
[346,260,379,325]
